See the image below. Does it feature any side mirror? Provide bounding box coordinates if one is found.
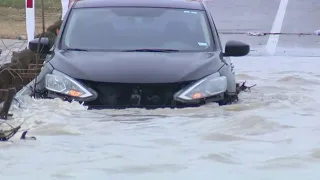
[223,40,250,57]
[28,37,51,54]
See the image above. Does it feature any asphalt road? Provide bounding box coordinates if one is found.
[0,39,27,64]
[208,0,320,56]
[1,0,319,61]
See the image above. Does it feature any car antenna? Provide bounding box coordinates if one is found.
[32,0,46,98]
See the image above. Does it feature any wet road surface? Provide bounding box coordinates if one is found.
[1,0,320,179]
[210,0,320,56]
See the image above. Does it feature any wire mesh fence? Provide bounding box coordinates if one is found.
[0,0,61,122]
[0,38,45,106]
[0,39,27,64]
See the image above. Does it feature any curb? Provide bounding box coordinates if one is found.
[0,35,27,41]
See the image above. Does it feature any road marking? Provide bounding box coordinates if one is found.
[266,0,289,55]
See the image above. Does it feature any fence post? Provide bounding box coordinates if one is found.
[0,88,16,120]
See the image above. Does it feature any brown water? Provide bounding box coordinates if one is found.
[1,56,320,180]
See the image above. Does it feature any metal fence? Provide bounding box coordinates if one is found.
[0,39,45,117]
[0,38,44,87]
[0,39,28,64]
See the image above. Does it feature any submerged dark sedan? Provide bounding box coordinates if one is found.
[15,0,250,109]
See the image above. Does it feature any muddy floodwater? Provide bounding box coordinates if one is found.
[1,0,320,178]
[1,56,320,180]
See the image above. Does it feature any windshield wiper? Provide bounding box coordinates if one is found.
[122,49,180,52]
[66,48,88,51]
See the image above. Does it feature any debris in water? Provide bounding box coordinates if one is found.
[247,32,266,36]
[0,120,36,141]
[315,30,320,36]
[236,81,257,94]
[0,120,21,141]
[20,131,36,140]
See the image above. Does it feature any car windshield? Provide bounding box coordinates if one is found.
[61,7,214,52]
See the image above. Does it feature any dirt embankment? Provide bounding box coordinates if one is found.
[0,6,61,39]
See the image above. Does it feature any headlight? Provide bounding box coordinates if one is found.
[45,70,93,98]
[174,72,227,101]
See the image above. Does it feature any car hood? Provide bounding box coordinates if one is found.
[49,51,223,83]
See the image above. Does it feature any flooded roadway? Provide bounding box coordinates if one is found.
[1,0,320,179]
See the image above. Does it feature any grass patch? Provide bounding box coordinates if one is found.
[0,0,62,38]
[0,0,61,9]
[0,5,61,38]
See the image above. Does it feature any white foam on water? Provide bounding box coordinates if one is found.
[1,56,320,180]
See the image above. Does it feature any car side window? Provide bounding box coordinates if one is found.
[199,14,211,47]
[209,14,223,50]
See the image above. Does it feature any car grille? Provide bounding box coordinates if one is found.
[76,79,196,109]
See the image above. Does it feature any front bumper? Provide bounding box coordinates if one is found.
[12,69,229,109]
[44,79,225,109]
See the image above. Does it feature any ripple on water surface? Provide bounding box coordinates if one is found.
[1,56,320,179]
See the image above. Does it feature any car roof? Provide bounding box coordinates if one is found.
[73,0,205,10]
